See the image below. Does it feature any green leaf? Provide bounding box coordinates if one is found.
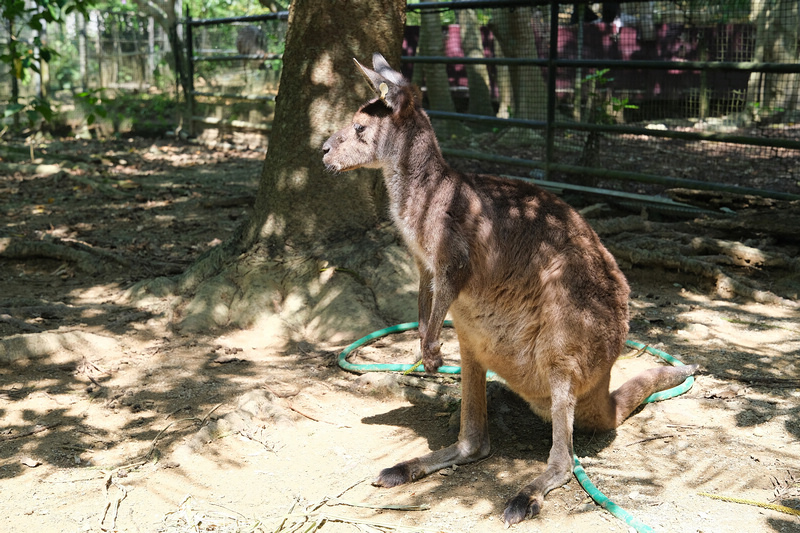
[3,103,25,117]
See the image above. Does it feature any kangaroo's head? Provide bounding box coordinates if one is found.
[322,53,422,173]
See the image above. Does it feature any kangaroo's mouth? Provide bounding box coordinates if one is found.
[324,161,360,173]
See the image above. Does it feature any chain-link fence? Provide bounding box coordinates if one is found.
[0,10,175,101]
[403,0,800,203]
[80,11,175,91]
[185,11,288,149]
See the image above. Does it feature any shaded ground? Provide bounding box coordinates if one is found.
[0,138,799,533]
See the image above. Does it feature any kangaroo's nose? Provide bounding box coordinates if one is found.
[322,141,331,155]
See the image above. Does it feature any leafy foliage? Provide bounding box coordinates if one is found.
[1,0,94,132]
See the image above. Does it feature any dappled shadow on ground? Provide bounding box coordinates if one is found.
[0,138,798,532]
[1,137,265,486]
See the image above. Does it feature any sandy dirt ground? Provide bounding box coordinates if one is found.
[1,138,798,533]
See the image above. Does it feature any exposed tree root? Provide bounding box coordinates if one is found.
[591,214,800,308]
[0,161,61,177]
[606,241,798,307]
[0,314,43,333]
[0,236,129,274]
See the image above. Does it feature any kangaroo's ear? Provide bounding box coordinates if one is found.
[353,54,409,111]
[371,53,405,86]
[354,57,385,94]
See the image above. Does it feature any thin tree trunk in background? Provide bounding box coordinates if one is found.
[747,0,800,116]
[458,9,494,116]
[493,37,513,119]
[491,6,546,121]
[8,17,20,128]
[147,17,155,85]
[419,4,455,114]
[79,14,88,90]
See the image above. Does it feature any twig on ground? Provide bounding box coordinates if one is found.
[0,422,62,442]
[332,500,430,511]
[99,473,129,531]
[263,384,350,428]
[625,434,675,447]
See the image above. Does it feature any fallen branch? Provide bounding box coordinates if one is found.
[682,236,800,272]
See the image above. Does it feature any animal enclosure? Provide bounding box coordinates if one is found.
[183,0,800,205]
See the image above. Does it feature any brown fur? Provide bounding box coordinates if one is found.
[322,53,698,526]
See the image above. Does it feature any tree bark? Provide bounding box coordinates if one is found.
[490,7,546,122]
[132,0,416,344]
[243,0,405,249]
[457,9,494,117]
[747,0,800,115]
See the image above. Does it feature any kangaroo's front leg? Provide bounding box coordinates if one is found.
[416,258,433,345]
[418,255,469,372]
[373,342,490,487]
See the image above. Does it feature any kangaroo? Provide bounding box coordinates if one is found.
[322,53,698,526]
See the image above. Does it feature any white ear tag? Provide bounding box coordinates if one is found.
[379,82,389,103]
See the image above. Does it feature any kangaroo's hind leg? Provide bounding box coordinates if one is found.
[502,369,577,526]
[576,363,700,431]
[373,332,490,487]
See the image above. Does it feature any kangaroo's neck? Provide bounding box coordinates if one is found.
[380,112,460,250]
[382,113,449,191]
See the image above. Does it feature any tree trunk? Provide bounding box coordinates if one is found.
[747,0,800,116]
[417,1,457,137]
[493,36,513,119]
[131,0,416,345]
[457,9,494,117]
[490,7,546,122]
[419,5,455,114]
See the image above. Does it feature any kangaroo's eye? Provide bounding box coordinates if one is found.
[354,123,365,133]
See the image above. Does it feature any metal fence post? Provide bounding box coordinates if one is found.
[185,5,194,136]
[545,0,559,181]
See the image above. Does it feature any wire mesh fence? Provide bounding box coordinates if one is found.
[0,10,175,99]
[3,1,798,202]
[188,13,287,98]
[402,0,800,202]
[185,12,288,149]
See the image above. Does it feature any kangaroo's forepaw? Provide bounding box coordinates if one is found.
[503,494,541,527]
[422,343,443,373]
[373,463,415,488]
